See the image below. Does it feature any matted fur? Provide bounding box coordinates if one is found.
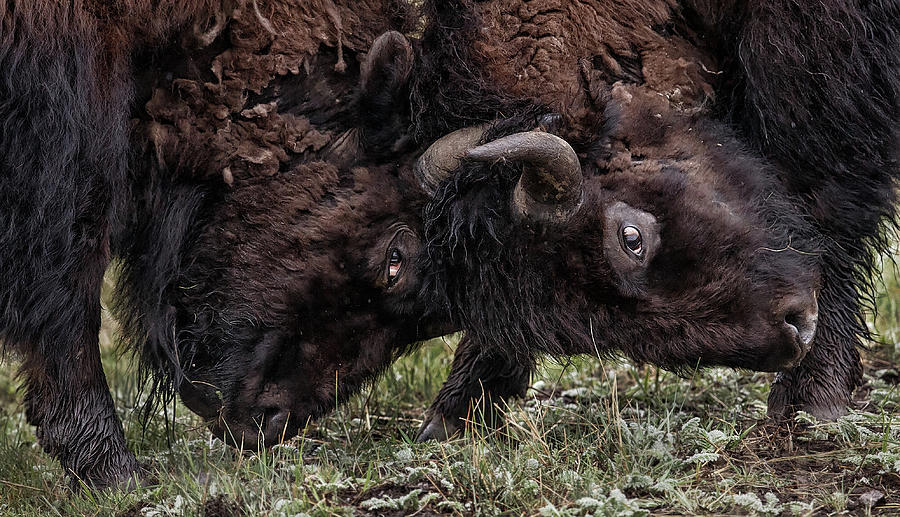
[412,0,899,436]
[700,0,900,418]
[0,0,423,487]
[0,0,217,488]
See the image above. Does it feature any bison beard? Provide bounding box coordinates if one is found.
[412,0,899,439]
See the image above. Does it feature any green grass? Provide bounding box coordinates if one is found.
[2,267,900,516]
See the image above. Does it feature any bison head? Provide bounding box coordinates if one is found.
[418,85,822,373]
[173,160,443,445]
[126,31,450,446]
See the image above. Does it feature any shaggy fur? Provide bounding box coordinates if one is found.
[0,0,216,488]
[117,1,437,450]
[686,0,900,418]
[2,0,894,487]
[0,0,429,487]
[412,0,899,438]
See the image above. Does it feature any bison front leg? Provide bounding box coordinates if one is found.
[0,17,141,487]
[418,336,533,442]
[20,272,140,489]
[768,276,863,420]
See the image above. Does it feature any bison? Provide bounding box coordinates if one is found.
[406,0,899,439]
[122,0,896,460]
[1,0,895,491]
[0,0,449,488]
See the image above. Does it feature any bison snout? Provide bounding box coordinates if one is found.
[260,407,294,445]
[778,293,819,365]
[209,407,299,448]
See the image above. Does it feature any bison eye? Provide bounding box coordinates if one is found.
[387,249,403,283]
[382,226,420,289]
[621,225,643,257]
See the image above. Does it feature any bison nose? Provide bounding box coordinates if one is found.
[209,407,296,447]
[262,408,294,445]
[780,294,819,360]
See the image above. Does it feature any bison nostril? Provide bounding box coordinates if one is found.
[779,293,819,355]
[263,408,292,444]
[783,309,818,348]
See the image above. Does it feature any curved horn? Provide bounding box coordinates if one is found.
[415,124,488,196]
[466,131,583,223]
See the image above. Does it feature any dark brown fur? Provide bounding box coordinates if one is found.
[411,0,899,438]
[3,0,895,486]
[117,0,436,448]
[0,0,428,487]
[0,0,218,488]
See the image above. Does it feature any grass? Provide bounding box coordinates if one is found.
[1,267,900,516]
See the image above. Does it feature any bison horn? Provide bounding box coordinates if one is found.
[415,125,489,196]
[466,131,583,223]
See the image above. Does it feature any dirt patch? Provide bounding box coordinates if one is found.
[720,421,898,513]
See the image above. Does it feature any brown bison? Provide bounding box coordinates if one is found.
[1,0,895,491]
[410,0,900,439]
[0,0,446,488]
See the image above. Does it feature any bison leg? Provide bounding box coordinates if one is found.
[768,275,863,420]
[418,336,533,442]
[0,12,141,488]
[22,343,142,490]
[19,262,141,488]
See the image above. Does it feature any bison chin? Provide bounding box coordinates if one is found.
[179,382,302,448]
[176,355,368,448]
[206,400,307,449]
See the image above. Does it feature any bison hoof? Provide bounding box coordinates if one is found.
[767,381,850,422]
[72,461,150,492]
[416,414,462,442]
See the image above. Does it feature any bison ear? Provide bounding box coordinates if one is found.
[358,31,414,155]
[360,31,413,96]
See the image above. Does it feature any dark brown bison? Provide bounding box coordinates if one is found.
[119,4,442,453]
[0,0,445,488]
[1,0,894,492]
[407,0,899,440]
[1,0,216,488]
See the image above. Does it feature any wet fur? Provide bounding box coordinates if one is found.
[0,0,217,487]
[692,0,900,418]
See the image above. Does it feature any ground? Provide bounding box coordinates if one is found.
[1,262,900,516]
